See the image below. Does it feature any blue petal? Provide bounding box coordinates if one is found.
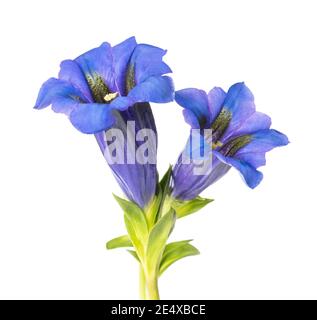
[235,129,289,168]
[128,75,174,103]
[69,103,116,133]
[95,116,157,208]
[112,36,137,95]
[109,163,157,209]
[34,78,85,115]
[221,82,256,140]
[51,97,79,114]
[109,96,135,111]
[175,88,210,128]
[75,42,117,92]
[207,87,226,123]
[58,60,93,102]
[182,133,212,160]
[172,154,230,200]
[222,111,271,142]
[130,44,172,84]
[214,151,263,188]
[182,109,200,128]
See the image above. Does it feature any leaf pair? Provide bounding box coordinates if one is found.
[145,209,176,275]
[106,236,199,275]
[106,168,209,277]
[111,194,177,271]
[106,235,200,276]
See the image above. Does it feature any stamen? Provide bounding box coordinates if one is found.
[212,141,223,149]
[104,92,119,102]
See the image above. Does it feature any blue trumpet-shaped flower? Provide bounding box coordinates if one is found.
[35,37,174,208]
[94,102,159,208]
[34,36,173,134]
[172,82,289,200]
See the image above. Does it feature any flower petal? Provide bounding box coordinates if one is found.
[175,88,210,128]
[235,129,289,167]
[34,78,85,115]
[75,42,117,92]
[95,112,158,208]
[214,150,263,188]
[58,60,93,102]
[69,103,116,134]
[128,75,174,103]
[207,87,226,123]
[109,96,135,111]
[130,44,172,84]
[112,36,137,95]
[220,82,256,140]
[171,154,230,200]
[51,97,79,115]
[223,111,271,142]
[182,109,200,128]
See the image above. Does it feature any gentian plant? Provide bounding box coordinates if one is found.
[35,37,288,299]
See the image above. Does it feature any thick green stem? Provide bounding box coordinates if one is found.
[139,265,160,300]
[146,273,160,300]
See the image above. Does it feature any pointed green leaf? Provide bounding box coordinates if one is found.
[113,194,145,220]
[144,192,162,228]
[106,235,132,249]
[159,241,200,275]
[172,196,214,219]
[160,239,193,256]
[159,165,172,195]
[113,194,148,258]
[146,209,176,274]
[124,215,145,258]
[157,166,173,219]
[127,250,140,262]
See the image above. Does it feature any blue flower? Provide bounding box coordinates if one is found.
[34,37,174,134]
[172,82,289,200]
[35,37,174,209]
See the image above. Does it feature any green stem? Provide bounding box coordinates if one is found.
[139,265,147,300]
[139,265,160,300]
[146,273,160,300]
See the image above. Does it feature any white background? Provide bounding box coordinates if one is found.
[0,0,316,300]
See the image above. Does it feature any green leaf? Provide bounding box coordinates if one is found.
[113,194,148,259]
[106,235,132,249]
[172,196,214,219]
[146,209,176,274]
[157,165,173,219]
[159,240,200,275]
[127,250,140,262]
[159,165,172,195]
[113,194,145,220]
[160,239,193,256]
[144,192,162,228]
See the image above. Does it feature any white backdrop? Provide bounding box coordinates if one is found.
[0,0,316,299]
